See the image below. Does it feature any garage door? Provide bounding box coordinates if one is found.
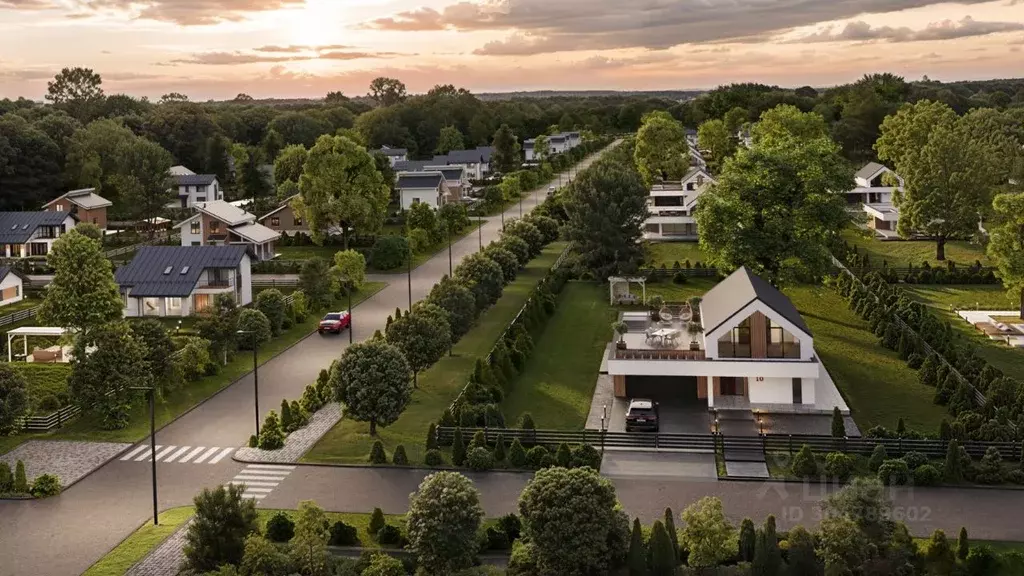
[624,375,699,403]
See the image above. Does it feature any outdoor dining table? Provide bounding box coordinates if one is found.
[651,328,680,345]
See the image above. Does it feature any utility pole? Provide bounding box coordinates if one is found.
[130,386,158,526]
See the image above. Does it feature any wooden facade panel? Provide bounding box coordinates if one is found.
[750,311,767,359]
[612,375,626,398]
[697,376,708,399]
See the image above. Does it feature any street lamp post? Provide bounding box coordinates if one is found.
[447,224,453,276]
[347,283,353,345]
[130,385,157,526]
[236,330,260,437]
[477,213,482,249]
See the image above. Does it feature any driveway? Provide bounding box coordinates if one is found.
[604,396,711,435]
[600,451,718,479]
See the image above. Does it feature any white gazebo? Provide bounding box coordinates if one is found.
[7,326,70,363]
[608,276,647,306]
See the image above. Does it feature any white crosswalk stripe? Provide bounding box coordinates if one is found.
[118,444,237,465]
[230,465,295,502]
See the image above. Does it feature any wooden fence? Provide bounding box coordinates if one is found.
[0,306,38,328]
[15,404,81,432]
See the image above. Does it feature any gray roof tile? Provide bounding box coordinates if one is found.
[0,212,75,244]
[701,266,811,337]
[115,245,248,297]
[174,174,218,187]
[396,172,444,189]
[855,162,887,181]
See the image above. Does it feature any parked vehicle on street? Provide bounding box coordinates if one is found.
[625,398,659,432]
[548,185,556,196]
[318,311,351,335]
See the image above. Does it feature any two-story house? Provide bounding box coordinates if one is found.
[643,167,716,241]
[849,162,904,234]
[427,165,468,201]
[608,266,846,414]
[169,166,223,209]
[175,200,279,261]
[42,188,112,230]
[524,131,582,162]
[115,245,252,317]
[395,172,451,210]
[0,212,77,258]
[433,147,495,179]
[258,195,308,237]
[374,146,408,166]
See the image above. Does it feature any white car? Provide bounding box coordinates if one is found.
[547,186,556,196]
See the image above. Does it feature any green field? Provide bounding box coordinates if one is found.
[304,243,566,465]
[905,285,1024,378]
[786,285,947,433]
[500,282,617,429]
[645,242,709,268]
[643,278,719,303]
[841,228,990,267]
[0,297,42,316]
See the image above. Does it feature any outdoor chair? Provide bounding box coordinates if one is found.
[644,327,658,344]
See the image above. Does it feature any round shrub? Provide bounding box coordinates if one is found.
[369,440,388,465]
[369,507,386,534]
[1005,469,1024,485]
[539,454,556,469]
[392,444,408,465]
[508,439,528,468]
[868,444,888,472]
[377,524,402,546]
[907,353,924,370]
[466,446,494,471]
[877,458,911,486]
[370,236,409,271]
[37,394,62,413]
[824,452,854,481]
[913,464,941,487]
[526,445,549,469]
[330,520,359,546]
[485,526,511,551]
[236,309,272,350]
[424,449,444,467]
[517,413,535,430]
[901,451,928,470]
[570,444,602,470]
[266,511,295,542]
[672,271,688,285]
[30,474,61,498]
[791,445,818,478]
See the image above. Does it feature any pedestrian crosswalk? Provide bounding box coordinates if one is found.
[119,444,235,465]
[229,464,295,501]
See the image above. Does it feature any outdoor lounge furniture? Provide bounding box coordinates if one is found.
[645,327,658,343]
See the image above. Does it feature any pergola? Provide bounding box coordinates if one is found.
[7,326,68,363]
[608,276,647,306]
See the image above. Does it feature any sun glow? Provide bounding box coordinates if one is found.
[287,0,347,47]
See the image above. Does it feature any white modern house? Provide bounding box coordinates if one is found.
[375,146,408,166]
[115,245,253,317]
[643,167,715,241]
[524,131,582,161]
[608,267,847,414]
[432,147,494,179]
[0,266,25,308]
[175,200,280,261]
[395,172,452,210]
[169,166,223,209]
[0,211,78,259]
[849,162,904,234]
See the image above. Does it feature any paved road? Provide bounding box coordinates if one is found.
[0,145,616,576]
[264,464,1024,542]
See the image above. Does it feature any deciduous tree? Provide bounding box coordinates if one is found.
[274,144,308,187]
[0,115,63,210]
[987,192,1024,318]
[289,500,330,576]
[407,471,484,574]
[634,111,688,185]
[38,229,122,334]
[491,124,521,174]
[426,276,476,340]
[331,249,366,292]
[436,125,465,155]
[454,253,505,310]
[697,119,736,171]
[299,258,334,311]
[679,497,735,568]
[385,303,451,386]
[183,484,258,573]
[368,77,408,107]
[46,67,104,122]
[69,322,150,430]
[0,364,28,435]
[331,340,412,435]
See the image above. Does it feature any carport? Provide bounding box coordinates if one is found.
[609,375,710,434]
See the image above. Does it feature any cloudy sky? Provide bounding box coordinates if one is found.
[1,0,1023,100]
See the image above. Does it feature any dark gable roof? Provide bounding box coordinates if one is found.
[855,162,886,181]
[115,245,248,297]
[174,174,217,187]
[0,266,11,283]
[701,266,811,337]
[396,173,444,190]
[377,147,408,157]
[393,160,429,172]
[0,212,74,244]
[437,167,464,182]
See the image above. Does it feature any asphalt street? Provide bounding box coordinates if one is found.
[0,145,615,576]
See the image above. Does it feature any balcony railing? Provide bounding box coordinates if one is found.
[613,348,706,361]
[198,278,232,288]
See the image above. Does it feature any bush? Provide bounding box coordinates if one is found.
[1005,469,1024,485]
[868,444,887,472]
[497,513,522,542]
[901,451,928,470]
[330,520,359,546]
[791,445,818,478]
[508,439,527,467]
[408,228,431,254]
[877,459,911,486]
[824,452,854,481]
[30,473,61,498]
[255,289,288,336]
[555,443,572,468]
[257,411,285,450]
[913,464,942,486]
[492,434,506,462]
[974,447,1004,485]
[369,507,386,534]
[907,353,924,370]
[377,524,402,546]
[467,447,495,471]
[392,444,408,465]
[0,461,12,492]
[485,526,511,551]
[370,236,409,271]
[539,454,556,468]
[369,440,388,465]
[571,444,602,470]
[452,428,467,466]
[425,422,438,451]
[526,445,549,469]
[265,511,295,542]
[424,449,444,466]
[248,435,257,448]
[517,413,535,430]
[236,309,272,350]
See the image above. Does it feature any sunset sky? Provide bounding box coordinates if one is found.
[1,0,1023,100]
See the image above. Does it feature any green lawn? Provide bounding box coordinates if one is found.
[904,285,1024,378]
[643,278,720,303]
[785,285,947,433]
[276,245,341,261]
[0,282,386,449]
[0,297,42,316]
[81,507,195,576]
[501,282,617,429]
[644,242,709,268]
[304,243,567,465]
[841,228,990,267]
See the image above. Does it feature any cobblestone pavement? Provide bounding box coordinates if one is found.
[0,440,131,487]
[234,403,342,464]
[124,519,192,576]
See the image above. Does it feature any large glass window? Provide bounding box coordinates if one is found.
[142,297,161,316]
[166,297,183,315]
[718,317,751,358]
[766,318,801,358]
[190,221,200,234]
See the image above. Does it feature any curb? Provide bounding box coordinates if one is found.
[717,474,1024,491]
[233,455,540,476]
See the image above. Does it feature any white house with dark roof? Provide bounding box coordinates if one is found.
[643,167,716,241]
[175,200,280,261]
[608,267,848,414]
[375,146,408,166]
[0,266,25,308]
[43,188,112,230]
[849,162,904,235]
[524,131,582,162]
[0,211,77,259]
[432,147,494,179]
[169,166,223,209]
[396,172,452,210]
[115,245,252,317]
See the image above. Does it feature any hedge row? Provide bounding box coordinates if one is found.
[843,242,998,285]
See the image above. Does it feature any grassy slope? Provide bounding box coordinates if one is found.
[905,285,1024,377]
[0,297,42,315]
[500,282,617,429]
[643,278,719,303]
[0,283,386,451]
[841,228,990,267]
[786,285,947,433]
[304,243,566,465]
[81,507,195,576]
[645,242,709,268]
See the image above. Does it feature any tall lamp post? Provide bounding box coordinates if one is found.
[447,223,453,276]
[236,330,260,437]
[130,385,158,526]
[477,213,483,249]
[347,280,353,345]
